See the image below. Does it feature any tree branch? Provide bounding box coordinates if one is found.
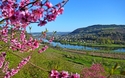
[21,0,39,9]
[61,0,69,8]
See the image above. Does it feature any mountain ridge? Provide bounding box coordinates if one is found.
[66,24,125,44]
[70,24,125,34]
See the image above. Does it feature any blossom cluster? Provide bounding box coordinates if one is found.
[4,56,31,78]
[0,0,64,27]
[0,25,8,43]
[0,52,6,68]
[0,0,65,52]
[81,64,106,78]
[50,70,80,78]
[49,36,54,43]
[38,45,48,53]
[10,35,40,52]
[0,51,31,78]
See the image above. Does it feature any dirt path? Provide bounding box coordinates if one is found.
[63,49,125,60]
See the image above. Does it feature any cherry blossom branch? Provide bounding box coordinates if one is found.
[0,0,71,77]
[21,0,39,9]
[0,0,69,23]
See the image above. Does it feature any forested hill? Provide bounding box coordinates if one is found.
[68,24,125,44]
[70,24,125,34]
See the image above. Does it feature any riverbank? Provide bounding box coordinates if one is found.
[49,41,125,53]
[54,40,125,48]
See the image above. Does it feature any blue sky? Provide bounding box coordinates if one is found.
[27,0,125,32]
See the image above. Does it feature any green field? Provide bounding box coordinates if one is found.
[1,46,125,78]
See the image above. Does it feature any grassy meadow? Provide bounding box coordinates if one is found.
[1,46,125,78]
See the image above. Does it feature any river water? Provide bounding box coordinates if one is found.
[43,39,125,52]
[32,33,125,52]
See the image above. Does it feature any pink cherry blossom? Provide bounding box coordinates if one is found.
[50,70,59,78]
[0,26,8,36]
[58,7,64,15]
[50,70,80,78]
[45,1,53,8]
[2,61,9,73]
[38,45,48,53]
[49,36,54,43]
[1,3,14,17]
[32,8,44,20]
[60,71,69,78]
[31,39,39,50]
[10,15,18,25]
[4,71,11,78]
[46,14,57,22]
[10,69,19,76]
[20,30,26,41]
[4,68,20,78]
[70,73,80,78]
[38,20,47,26]
[81,64,106,78]
[19,0,30,8]
[0,52,6,68]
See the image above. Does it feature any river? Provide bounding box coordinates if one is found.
[31,33,125,52]
[43,39,125,52]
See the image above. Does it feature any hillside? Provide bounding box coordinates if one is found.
[70,24,125,34]
[67,24,125,44]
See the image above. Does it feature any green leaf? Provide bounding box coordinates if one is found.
[110,69,114,75]
[113,63,120,70]
[54,31,57,34]
[29,26,32,30]
[45,28,48,32]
